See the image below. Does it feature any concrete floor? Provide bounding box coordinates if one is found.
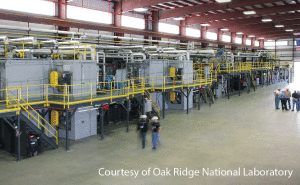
[1,82,300,185]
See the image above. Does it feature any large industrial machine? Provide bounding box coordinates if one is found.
[0,29,289,159]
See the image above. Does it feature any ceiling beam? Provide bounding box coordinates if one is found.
[0,10,256,47]
[207,13,300,30]
[159,0,282,20]
[186,4,300,25]
[121,0,174,12]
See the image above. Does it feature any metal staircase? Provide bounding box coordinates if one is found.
[6,93,58,149]
[144,90,160,118]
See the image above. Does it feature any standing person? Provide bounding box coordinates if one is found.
[273,88,281,109]
[297,91,300,111]
[151,116,161,150]
[280,90,288,111]
[292,90,299,111]
[285,88,292,109]
[137,115,148,149]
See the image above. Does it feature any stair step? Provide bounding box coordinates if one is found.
[20,113,58,149]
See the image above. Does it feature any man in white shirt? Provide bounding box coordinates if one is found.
[273,88,281,109]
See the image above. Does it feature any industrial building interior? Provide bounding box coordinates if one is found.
[0,0,299,184]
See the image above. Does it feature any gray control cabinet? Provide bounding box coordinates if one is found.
[59,109,98,140]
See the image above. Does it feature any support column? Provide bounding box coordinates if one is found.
[180,20,188,49]
[271,71,273,84]
[251,38,255,48]
[267,70,269,86]
[259,39,264,49]
[231,33,237,50]
[209,88,212,107]
[144,14,149,45]
[261,71,263,87]
[100,108,104,139]
[198,91,200,110]
[201,26,207,40]
[187,90,189,114]
[201,26,208,49]
[162,92,165,119]
[65,108,69,151]
[242,35,247,46]
[227,75,230,99]
[152,10,161,44]
[126,100,129,132]
[218,29,225,49]
[180,20,186,37]
[114,1,124,44]
[141,96,145,115]
[17,114,20,162]
[238,74,241,96]
[217,29,223,48]
[57,0,69,31]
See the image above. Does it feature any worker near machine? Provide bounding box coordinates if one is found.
[280,90,288,111]
[137,115,149,149]
[151,116,161,150]
[285,88,292,109]
[292,90,299,111]
[273,88,281,109]
[297,91,300,111]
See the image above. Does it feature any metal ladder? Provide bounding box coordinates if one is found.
[144,90,161,118]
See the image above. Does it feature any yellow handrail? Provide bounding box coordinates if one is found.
[6,92,58,145]
[145,90,161,118]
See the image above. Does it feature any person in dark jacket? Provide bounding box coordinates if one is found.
[292,90,299,111]
[137,115,148,149]
[151,116,161,149]
[280,90,288,111]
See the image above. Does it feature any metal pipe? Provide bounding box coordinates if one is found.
[149,53,184,60]
[41,39,58,47]
[97,52,106,83]
[9,37,37,43]
[131,53,146,62]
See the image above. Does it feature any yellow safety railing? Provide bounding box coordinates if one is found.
[0,60,283,113]
[144,90,161,118]
[6,91,58,145]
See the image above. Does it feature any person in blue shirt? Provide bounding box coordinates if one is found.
[151,116,161,150]
[280,90,288,110]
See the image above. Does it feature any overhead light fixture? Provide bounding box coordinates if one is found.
[243,11,256,15]
[173,17,185,21]
[293,33,300,35]
[216,0,231,3]
[220,28,229,31]
[267,40,274,42]
[285,29,293,32]
[236,32,243,35]
[201,24,210,26]
[261,18,272,22]
[258,37,264,40]
[248,35,255,38]
[133,8,148,12]
[275,25,284,28]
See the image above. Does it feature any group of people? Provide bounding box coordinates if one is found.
[137,115,161,149]
[274,88,300,111]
